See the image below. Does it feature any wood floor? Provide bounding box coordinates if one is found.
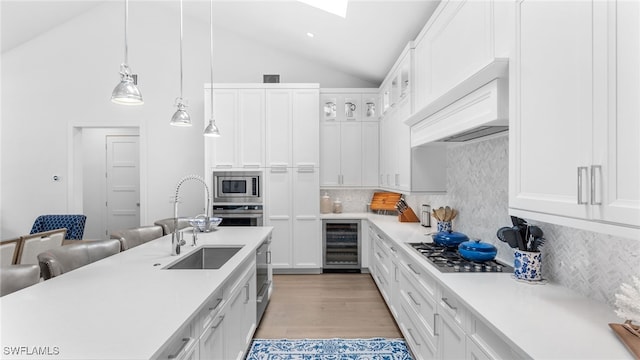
[254,273,402,339]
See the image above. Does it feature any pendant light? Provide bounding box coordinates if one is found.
[111,0,143,105]
[203,0,220,137]
[170,0,191,126]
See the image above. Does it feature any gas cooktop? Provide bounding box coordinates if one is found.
[408,242,513,273]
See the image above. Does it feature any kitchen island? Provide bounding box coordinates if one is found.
[0,226,273,360]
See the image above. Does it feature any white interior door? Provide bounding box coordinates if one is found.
[106,135,140,235]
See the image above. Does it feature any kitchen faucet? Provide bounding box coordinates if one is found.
[172,175,211,256]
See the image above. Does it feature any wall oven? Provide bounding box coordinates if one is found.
[212,205,263,227]
[213,171,261,204]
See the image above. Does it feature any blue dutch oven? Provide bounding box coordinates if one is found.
[458,239,497,262]
[432,230,469,247]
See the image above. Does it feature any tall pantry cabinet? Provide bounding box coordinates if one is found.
[509,0,640,238]
[204,84,321,271]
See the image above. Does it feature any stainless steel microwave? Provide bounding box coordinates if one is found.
[213,171,262,204]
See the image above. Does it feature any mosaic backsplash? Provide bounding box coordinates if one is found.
[322,135,640,308]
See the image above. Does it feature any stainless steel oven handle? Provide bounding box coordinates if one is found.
[257,281,272,304]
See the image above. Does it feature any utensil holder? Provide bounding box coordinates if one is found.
[437,221,452,232]
[513,249,542,281]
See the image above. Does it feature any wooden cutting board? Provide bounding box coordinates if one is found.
[609,323,640,359]
[370,192,402,212]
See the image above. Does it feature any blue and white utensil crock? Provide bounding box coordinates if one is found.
[437,221,452,232]
[513,249,542,281]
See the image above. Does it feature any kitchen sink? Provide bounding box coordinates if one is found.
[165,246,243,270]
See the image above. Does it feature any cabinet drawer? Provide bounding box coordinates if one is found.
[194,287,224,337]
[399,262,437,338]
[153,322,195,360]
[468,312,528,359]
[439,286,465,328]
[399,299,437,360]
[399,259,437,301]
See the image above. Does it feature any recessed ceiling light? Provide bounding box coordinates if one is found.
[306,32,315,38]
[298,0,348,18]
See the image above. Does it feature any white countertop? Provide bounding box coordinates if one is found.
[361,213,632,359]
[0,227,273,360]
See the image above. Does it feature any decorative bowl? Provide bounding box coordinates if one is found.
[189,216,222,232]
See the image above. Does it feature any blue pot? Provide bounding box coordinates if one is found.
[458,239,497,262]
[432,231,469,247]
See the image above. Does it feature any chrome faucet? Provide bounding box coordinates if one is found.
[172,175,211,256]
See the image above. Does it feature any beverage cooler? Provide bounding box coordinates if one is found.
[322,220,360,271]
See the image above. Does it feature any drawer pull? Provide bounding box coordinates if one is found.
[433,313,439,336]
[442,297,457,311]
[167,337,192,359]
[209,297,223,312]
[211,315,225,329]
[407,328,421,346]
[390,246,397,253]
[407,291,420,306]
[376,252,384,260]
[407,263,420,275]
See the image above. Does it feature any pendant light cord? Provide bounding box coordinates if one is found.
[179,0,184,100]
[209,0,214,119]
[124,0,129,65]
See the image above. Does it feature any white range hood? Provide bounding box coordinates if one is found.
[405,59,509,146]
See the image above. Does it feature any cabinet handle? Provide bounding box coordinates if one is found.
[407,328,421,346]
[167,337,193,359]
[577,166,588,204]
[390,246,397,253]
[433,313,439,336]
[257,281,271,303]
[442,297,457,311]
[271,166,288,173]
[407,263,420,275]
[297,165,315,173]
[244,283,250,303]
[590,165,602,205]
[209,298,223,312]
[216,164,233,169]
[267,250,272,265]
[376,252,384,260]
[211,315,225,329]
[408,291,420,306]
[243,164,260,168]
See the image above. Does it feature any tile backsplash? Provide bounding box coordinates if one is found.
[322,134,640,308]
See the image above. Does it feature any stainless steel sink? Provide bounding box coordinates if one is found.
[166,246,243,270]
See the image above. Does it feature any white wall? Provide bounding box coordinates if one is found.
[0,1,376,238]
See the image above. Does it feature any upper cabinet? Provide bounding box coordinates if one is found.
[204,86,265,170]
[319,89,379,188]
[509,0,640,238]
[413,0,512,111]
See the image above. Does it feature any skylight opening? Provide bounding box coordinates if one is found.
[298,0,348,18]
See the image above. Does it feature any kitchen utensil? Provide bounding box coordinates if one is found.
[451,209,458,220]
[432,230,469,247]
[532,237,545,252]
[444,206,452,221]
[501,228,520,249]
[435,207,446,221]
[496,227,512,243]
[458,239,497,262]
[514,227,526,251]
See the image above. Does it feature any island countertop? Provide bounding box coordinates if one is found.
[0,226,273,360]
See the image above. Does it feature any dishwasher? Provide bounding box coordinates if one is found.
[322,219,361,272]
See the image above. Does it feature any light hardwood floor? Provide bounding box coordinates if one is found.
[254,273,403,339]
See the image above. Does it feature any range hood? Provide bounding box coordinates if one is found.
[405,59,509,147]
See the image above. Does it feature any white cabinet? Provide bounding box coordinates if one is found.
[319,90,379,188]
[198,313,225,360]
[266,88,319,167]
[509,0,640,238]
[224,261,256,360]
[204,87,265,170]
[265,166,321,271]
[413,0,512,111]
[263,85,321,272]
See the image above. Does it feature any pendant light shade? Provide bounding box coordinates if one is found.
[171,0,191,126]
[204,0,221,137]
[170,98,191,126]
[204,118,220,137]
[111,0,143,105]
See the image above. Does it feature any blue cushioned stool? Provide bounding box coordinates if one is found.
[30,215,87,240]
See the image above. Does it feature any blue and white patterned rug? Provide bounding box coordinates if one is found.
[246,338,413,360]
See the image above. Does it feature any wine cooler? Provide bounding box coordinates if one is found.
[322,220,361,271]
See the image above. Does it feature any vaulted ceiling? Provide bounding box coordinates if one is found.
[1,0,440,85]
